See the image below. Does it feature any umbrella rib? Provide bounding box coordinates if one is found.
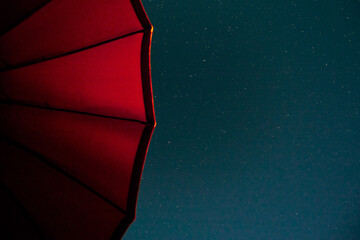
[0,0,52,37]
[0,101,152,125]
[0,28,150,73]
[0,134,129,216]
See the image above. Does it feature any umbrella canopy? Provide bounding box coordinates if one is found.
[0,0,155,239]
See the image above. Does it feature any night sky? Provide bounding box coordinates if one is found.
[124,0,360,239]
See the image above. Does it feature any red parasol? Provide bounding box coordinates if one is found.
[0,0,155,239]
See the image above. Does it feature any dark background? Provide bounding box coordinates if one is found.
[124,0,360,239]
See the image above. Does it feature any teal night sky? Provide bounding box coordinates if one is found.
[124,0,360,239]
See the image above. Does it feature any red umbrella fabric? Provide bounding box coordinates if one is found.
[0,0,155,239]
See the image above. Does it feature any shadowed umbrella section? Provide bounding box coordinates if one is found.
[0,0,155,239]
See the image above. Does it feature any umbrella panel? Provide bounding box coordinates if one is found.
[0,0,49,35]
[0,0,144,69]
[0,138,126,240]
[0,0,154,238]
[0,103,152,239]
[0,31,147,122]
[0,103,146,211]
[0,183,40,240]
